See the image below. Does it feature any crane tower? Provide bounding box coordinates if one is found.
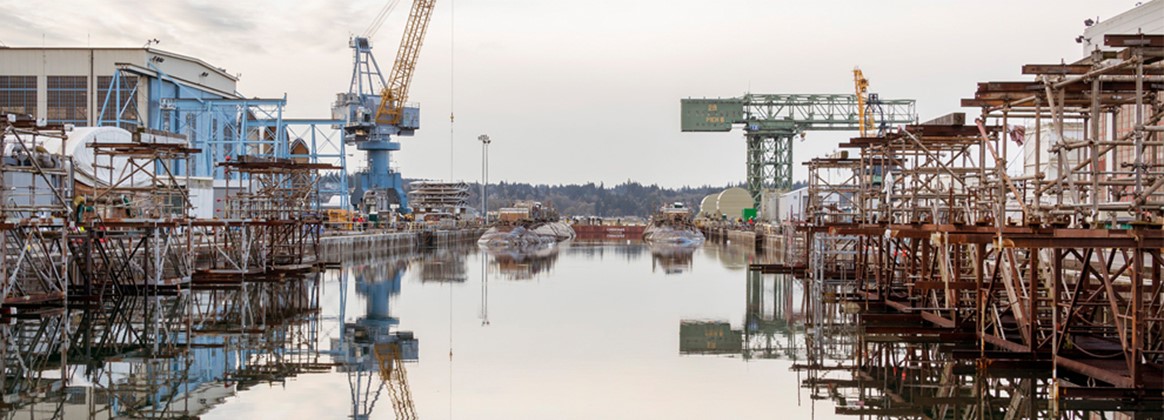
[333,0,436,216]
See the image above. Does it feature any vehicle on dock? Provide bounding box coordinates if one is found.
[642,202,705,246]
[477,201,575,249]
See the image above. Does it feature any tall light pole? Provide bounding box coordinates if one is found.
[477,134,491,223]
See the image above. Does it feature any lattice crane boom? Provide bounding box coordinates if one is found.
[375,342,418,420]
[853,68,872,137]
[375,0,437,126]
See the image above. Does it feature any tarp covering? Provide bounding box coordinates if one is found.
[66,127,185,188]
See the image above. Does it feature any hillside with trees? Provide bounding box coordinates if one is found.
[409,180,740,218]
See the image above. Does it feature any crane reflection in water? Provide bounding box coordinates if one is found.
[679,269,807,360]
[329,258,419,420]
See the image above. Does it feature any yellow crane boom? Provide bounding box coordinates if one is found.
[375,0,437,126]
[375,342,418,420]
[853,68,873,137]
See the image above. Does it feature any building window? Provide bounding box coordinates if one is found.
[46,76,88,126]
[96,75,139,129]
[0,76,37,117]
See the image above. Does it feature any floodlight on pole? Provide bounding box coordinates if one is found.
[478,134,491,223]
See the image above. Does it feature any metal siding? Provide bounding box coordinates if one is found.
[1082,1,1164,53]
[148,52,237,94]
[399,106,420,130]
[0,49,239,122]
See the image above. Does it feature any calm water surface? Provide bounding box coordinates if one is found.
[196,241,840,419]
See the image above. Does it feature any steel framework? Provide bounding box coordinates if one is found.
[98,65,349,209]
[0,92,336,415]
[780,33,1164,415]
[681,94,917,203]
[0,117,71,313]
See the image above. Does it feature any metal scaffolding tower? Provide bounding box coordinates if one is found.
[778,33,1164,415]
[98,64,348,210]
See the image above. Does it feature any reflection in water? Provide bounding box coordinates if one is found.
[564,240,644,261]
[701,242,756,271]
[799,333,1063,418]
[483,242,562,281]
[0,312,69,417]
[679,270,805,360]
[0,274,324,418]
[790,267,1159,419]
[0,256,440,419]
[329,258,419,419]
[418,243,476,283]
[10,242,1150,418]
[648,244,696,275]
[480,250,491,326]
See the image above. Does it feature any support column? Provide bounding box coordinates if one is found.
[745,132,794,207]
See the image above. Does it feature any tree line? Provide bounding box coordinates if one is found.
[318,173,747,217]
[423,180,739,218]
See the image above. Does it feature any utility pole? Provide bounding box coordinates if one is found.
[477,134,491,223]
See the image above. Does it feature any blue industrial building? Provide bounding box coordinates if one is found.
[0,46,349,212]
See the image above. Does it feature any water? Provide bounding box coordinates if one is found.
[13,240,1141,418]
[197,241,837,419]
[0,240,849,419]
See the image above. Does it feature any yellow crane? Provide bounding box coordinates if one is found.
[375,342,418,420]
[375,0,437,126]
[853,67,874,137]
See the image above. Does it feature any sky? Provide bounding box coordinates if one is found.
[0,0,1149,188]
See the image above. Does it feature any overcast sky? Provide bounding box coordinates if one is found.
[0,0,1148,187]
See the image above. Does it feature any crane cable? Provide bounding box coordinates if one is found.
[449,2,458,414]
[449,0,456,181]
[364,0,403,38]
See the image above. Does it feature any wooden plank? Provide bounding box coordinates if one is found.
[920,112,965,126]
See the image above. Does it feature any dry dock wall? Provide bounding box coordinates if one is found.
[320,228,488,259]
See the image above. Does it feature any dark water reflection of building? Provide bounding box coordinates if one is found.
[564,240,644,262]
[792,274,1162,419]
[700,241,758,271]
[0,273,324,419]
[485,242,563,281]
[798,335,1067,419]
[417,243,476,283]
[680,270,807,360]
[648,244,696,275]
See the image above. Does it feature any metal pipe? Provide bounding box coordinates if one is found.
[1060,140,1164,148]
[975,119,1032,217]
[1035,109,1164,196]
[1094,75,1164,82]
[1134,50,1145,216]
[1052,57,1140,89]
[1090,76,1101,218]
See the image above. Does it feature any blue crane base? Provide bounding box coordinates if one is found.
[357,140,410,214]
